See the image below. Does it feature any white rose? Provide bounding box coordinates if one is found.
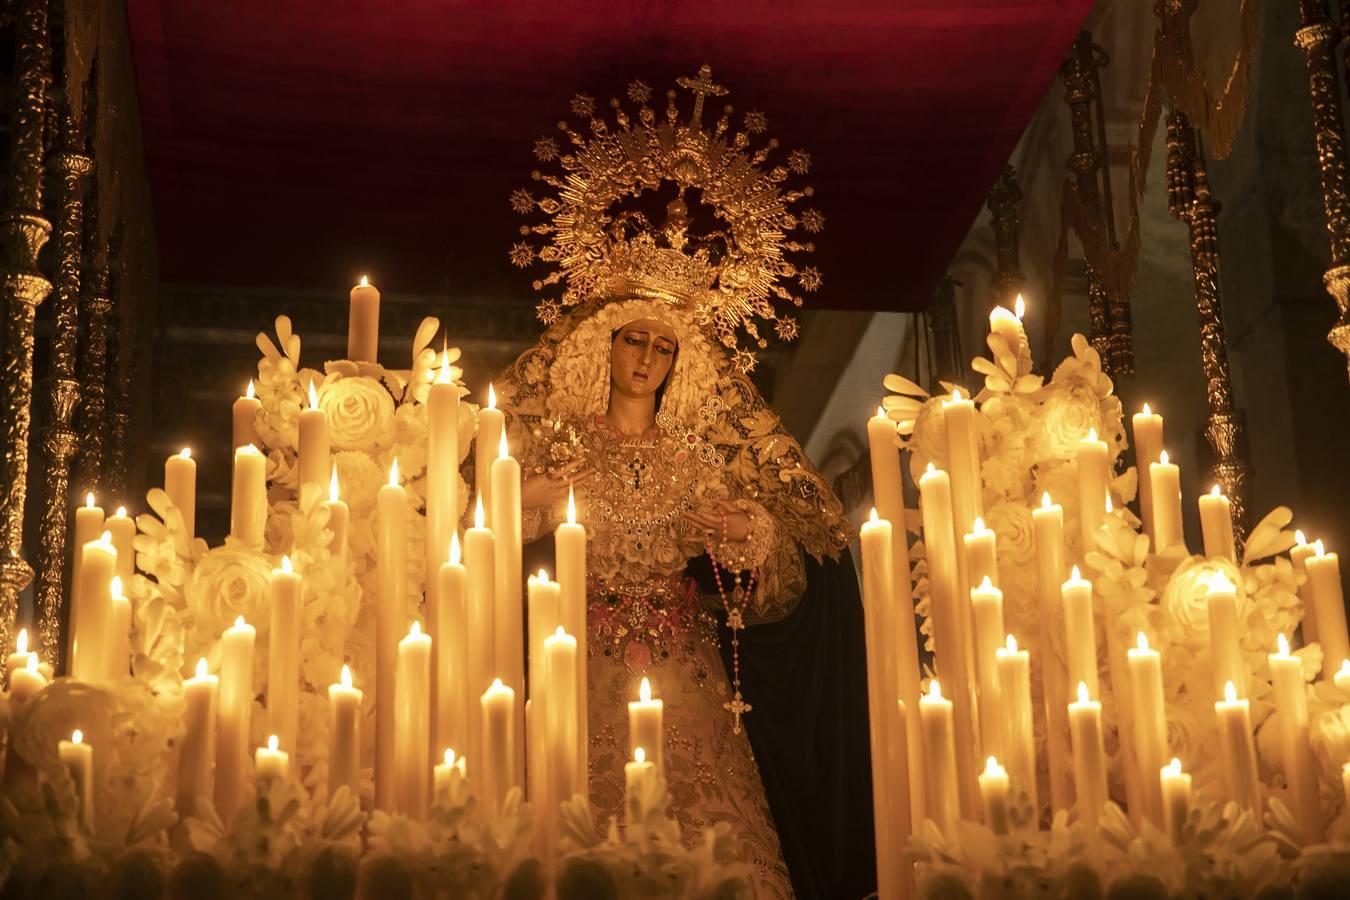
[1037,381,1102,460]
[1161,556,1244,649]
[319,375,395,451]
[186,540,273,640]
[985,500,1036,568]
[334,450,385,513]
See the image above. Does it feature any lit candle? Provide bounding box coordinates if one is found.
[347,275,380,363]
[628,677,664,775]
[624,747,654,823]
[70,532,115,682]
[106,575,131,679]
[434,534,469,770]
[978,756,1011,835]
[1206,570,1244,698]
[324,468,349,562]
[1336,659,1350,692]
[970,575,1005,761]
[298,378,331,495]
[917,464,978,819]
[1033,492,1072,812]
[215,616,255,824]
[1075,428,1109,551]
[434,748,467,807]
[527,570,560,816]
[963,517,999,588]
[1149,450,1184,554]
[178,657,218,821]
[255,734,289,784]
[1198,485,1235,561]
[9,651,44,703]
[1159,758,1192,845]
[105,505,135,584]
[69,493,105,646]
[164,448,197,540]
[918,679,959,837]
[989,301,1029,360]
[5,628,29,681]
[267,555,301,754]
[1127,632,1167,828]
[58,729,94,832]
[490,429,525,787]
[1306,541,1349,675]
[1215,680,1262,815]
[941,389,983,541]
[464,495,496,771]
[544,627,580,808]
[230,444,267,549]
[1068,681,1108,829]
[395,620,432,820]
[329,664,362,799]
[1269,634,1323,842]
[995,634,1037,816]
[555,487,589,792]
[232,380,261,451]
[475,384,503,523]
[375,458,407,810]
[1131,404,1164,540]
[1061,566,1099,699]
[426,352,461,752]
[1292,531,1319,642]
[481,678,516,820]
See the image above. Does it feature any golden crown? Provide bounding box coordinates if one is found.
[508,65,823,373]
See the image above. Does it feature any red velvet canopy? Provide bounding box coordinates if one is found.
[126,1,1091,312]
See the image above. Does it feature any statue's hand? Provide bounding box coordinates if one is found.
[520,461,592,511]
[685,501,750,542]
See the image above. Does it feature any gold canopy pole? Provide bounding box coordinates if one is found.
[74,190,112,501]
[986,165,1027,311]
[0,0,54,655]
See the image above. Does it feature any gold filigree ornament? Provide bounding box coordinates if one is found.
[509,65,823,373]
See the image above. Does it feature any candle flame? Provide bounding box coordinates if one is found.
[267,734,279,752]
[195,657,208,679]
[234,615,246,629]
[984,755,1005,776]
[1087,427,1097,442]
[555,625,566,638]
[308,379,319,410]
[869,507,879,523]
[498,429,509,460]
[389,457,400,486]
[1224,680,1237,703]
[536,568,550,584]
[487,383,497,410]
[490,677,504,690]
[444,748,455,767]
[1314,539,1327,556]
[72,729,83,745]
[449,531,462,565]
[925,462,935,474]
[1077,681,1090,704]
[341,664,353,688]
[15,629,26,655]
[1005,633,1018,653]
[1206,570,1235,593]
[1277,633,1291,656]
[1340,659,1350,677]
[950,388,961,402]
[246,379,256,400]
[409,620,422,638]
[1014,294,1025,320]
[928,679,943,700]
[99,530,113,546]
[639,677,652,703]
[240,443,261,456]
[1105,495,1113,514]
[1041,492,1052,510]
[875,405,885,418]
[1210,484,1221,497]
[25,652,37,673]
[1070,564,1082,580]
[438,349,452,384]
[973,516,987,533]
[115,505,128,518]
[279,555,293,574]
[567,485,577,524]
[474,494,485,529]
[978,575,994,591]
[110,576,123,600]
[1296,529,1308,546]
[359,275,369,287]
[1163,758,1183,776]
[329,467,340,502]
[85,492,95,509]
[1136,631,1149,653]
[1141,402,1152,416]
[1159,449,1170,466]
[634,747,646,764]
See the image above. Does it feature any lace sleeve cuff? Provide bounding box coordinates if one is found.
[712,499,775,572]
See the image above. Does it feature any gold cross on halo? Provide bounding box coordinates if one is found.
[677,64,728,127]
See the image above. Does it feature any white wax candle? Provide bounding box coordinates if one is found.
[555,488,589,793]
[434,537,469,768]
[329,664,362,799]
[1075,429,1109,551]
[1160,758,1192,845]
[106,576,131,679]
[1061,566,1099,699]
[105,505,135,584]
[1292,531,1319,642]
[58,729,94,832]
[267,555,301,754]
[464,495,496,771]
[624,747,655,823]
[232,381,261,451]
[1206,571,1244,698]
[298,379,331,495]
[434,748,467,807]
[475,385,503,523]
[324,468,349,563]
[941,390,983,538]
[970,576,1005,761]
[69,495,104,655]
[978,756,1011,835]
[481,678,516,820]
[255,734,289,784]
[995,634,1037,816]
[628,677,664,775]
[1149,450,1184,554]
[1336,659,1350,692]
[963,517,999,588]
[1306,542,1349,674]
[395,621,432,820]
[919,679,959,837]
[1033,492,1072,812]
[989,302,1029,359]
[215,616,255,824]
[1215,680,1262,815]
[426,356,461,754]
[9,651,44,703]
[527,570,560,817]
[1343,763,1350,822]
[1269,634,1323,842]
[1198,485,1236,561]
[5,628,29,681]
[1132,405,1163,541]
[375,459,408,811]
[164,448,197,540]
[347,276,380,363]
[545,627,579,807]
[230,444,267,548]
[1068,681,1108,829]
[490,430,525,790]
[71,532,115,682]
[178,657,218,821]
[1127,632,1167,828]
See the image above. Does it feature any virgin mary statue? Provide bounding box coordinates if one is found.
[494,68,876,898]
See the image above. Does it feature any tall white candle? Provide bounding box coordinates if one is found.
[970,576,1005,761]
[918,679,959,837]
[1206,571,1244,698]
[178,657,218,821]
[1306,541,1349,674]
[106,576,131,679]
[544,627,580,808]
[59,729,94,832]
[1033,492,1072,812]
[527,569,560,818]
[490,430,525,786]
[215,616,255,824]
[69,494,104,658]
[1061,566,1099,699]
[395,621,432,820]
[329,664,362,799]
[375,458,408,810]
[324,468,349,563]
[464,495,496,771]
[481,678,516,820]
[435,535,469,768]
[1336,659,1350,692]
[963,518,999,588]
[298,379,331,495]
[434,748,468,807]
[1292,531,1319,642]
[978,756,1011,835]
[475,385,503,523]
[624,747,654,823]
[1215,680,1262,815]
[1127,632,1167,828]
[267,555,301,754]
[555,488,589,792]
[230,444,267,549]
[347,275,380,363]
[628,677,664,775]
[232,381,261,451]
[255,734,289,784]
[1198,485,1236,561]
[70,532,115,682]
[1132,404,1163,541]
[164,448,197,540]
[1160,758,1192,845]
[1269,634,1323,842]
[427,353,461,756]
[1149,450,1184,554]
[105,505,135,584]
[995,634,1037,816]
[9,651,44,703]
[1075,429,1109,551]
[1068,680,1108,829]
[5,628,29,681]
[941,390,983,538]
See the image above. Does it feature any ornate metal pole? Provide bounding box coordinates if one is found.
[75,195,112,500]
[107,225,131,501]
[986,165,1026,310]
[1294,0,1350,377]
[0,0,54,654]
[32,107,91,662]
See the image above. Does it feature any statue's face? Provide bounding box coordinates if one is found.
[610,318,678,400]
